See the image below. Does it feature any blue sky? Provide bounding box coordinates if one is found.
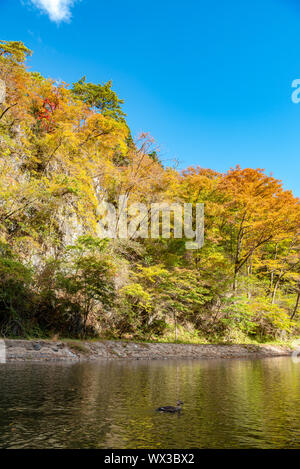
[1,0,300,195]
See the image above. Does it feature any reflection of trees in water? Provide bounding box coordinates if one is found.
[0,358,299,448]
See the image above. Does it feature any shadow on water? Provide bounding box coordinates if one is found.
[0,357,299,448]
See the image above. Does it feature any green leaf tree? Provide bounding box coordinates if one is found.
[72,76,126,121]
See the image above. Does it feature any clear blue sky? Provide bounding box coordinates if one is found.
[1,0,300,195]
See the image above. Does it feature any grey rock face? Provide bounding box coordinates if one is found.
[0,80,6,104]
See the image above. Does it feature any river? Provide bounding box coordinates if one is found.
[0,357,299,448]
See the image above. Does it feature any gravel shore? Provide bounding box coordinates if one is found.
[2,339,293,362]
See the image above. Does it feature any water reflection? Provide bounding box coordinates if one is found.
[0,357,299,448]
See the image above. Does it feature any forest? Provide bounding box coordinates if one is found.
[0,40,299,343]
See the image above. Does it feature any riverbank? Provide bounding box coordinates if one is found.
[2,339,294,362]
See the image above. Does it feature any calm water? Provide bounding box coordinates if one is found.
[0,357,299,449]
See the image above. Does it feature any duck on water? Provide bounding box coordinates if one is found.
[156,400,184,413]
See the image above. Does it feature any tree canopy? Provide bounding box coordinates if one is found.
[72,76,126,121]
[0,41,299,342]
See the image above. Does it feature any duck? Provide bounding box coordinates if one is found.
[156,400,184,413]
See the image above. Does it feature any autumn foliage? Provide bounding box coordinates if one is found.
[0,41,299,342]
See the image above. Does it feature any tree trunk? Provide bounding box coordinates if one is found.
[291,290,300,320]
[247,254,253,299]
[233,271,238,294]
[272,278,280,305]
[270,243,278,292]
[233,232,244,293]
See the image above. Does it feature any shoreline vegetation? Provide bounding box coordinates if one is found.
[0,41,299,345]
[3,338,295,362]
